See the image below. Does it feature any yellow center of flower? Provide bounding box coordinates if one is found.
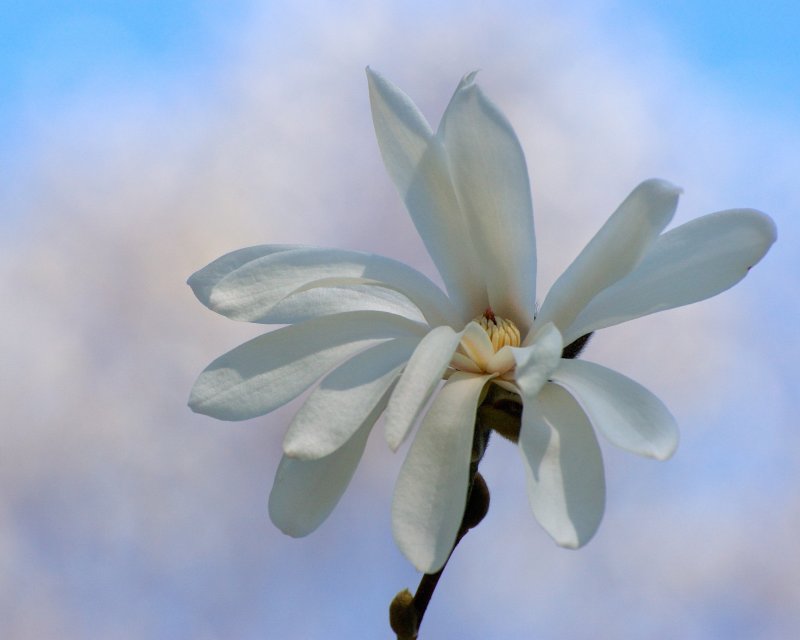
[475,308,521,352]
[449,308,522,378]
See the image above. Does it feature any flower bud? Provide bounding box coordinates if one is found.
[389,589,418,639]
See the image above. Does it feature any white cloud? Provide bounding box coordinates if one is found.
[1,1,795,638]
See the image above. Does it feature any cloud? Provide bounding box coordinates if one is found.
[1,1,795,638]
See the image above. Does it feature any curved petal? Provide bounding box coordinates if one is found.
[259,284,425,325]
[511,322,563,396]
[194,246,460,328]
[366,67,433,192]
[268,390,389,537]
[392,372,492,573]
[384,325,462,450]
[450,351,482,374]
[564,209,778,343]
[551,359,678,460]
[283,337,418,459]
[517,383,605,549]
[188,311,425,421]
[486,344,516,375]
[438,72,536,329]
[187,244,301,305]
[368,69,486,320]
[458,321,495,371]
[190,245,425,324]
[538,179,681,334]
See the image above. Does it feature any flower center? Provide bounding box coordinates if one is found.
[475,308,521,352]
[449,308,521,377]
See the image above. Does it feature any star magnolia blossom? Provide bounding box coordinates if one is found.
[188,68,776,574]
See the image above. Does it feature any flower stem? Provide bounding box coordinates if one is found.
[390,399,497,639]
[411,470,490,625]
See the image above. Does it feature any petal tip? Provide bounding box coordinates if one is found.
[187,387,211,417]
[639,177,683,200]
[552,522,600,550]
[753,209,778,245]
[281,439,314,461]
[556,538,581,550]
[267,496,311,539]
[653,435,679,461]
[384,426,404,452]
[186,269,207,300]
[460,69,480,86]
[283,422,341,461]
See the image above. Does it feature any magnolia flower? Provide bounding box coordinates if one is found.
[188,68,776,574]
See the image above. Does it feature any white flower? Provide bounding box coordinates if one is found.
[188,68,777,574]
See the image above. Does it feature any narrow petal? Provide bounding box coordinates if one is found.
[195,246,460,328]
[551,359,678,460]
[438,73,536,329]
[367,69,486,319]
[188,311,425,421]
[366,67,433,192]
[459,321,495,371]
[450,351,483,373]
[260,284,425,325]
[190,245,423,324]
[392,372,492,573]
[283,337,417,459]
[511,322,564,397]
[538,179,681,334]
[517,383,606,549]
[384,325,462,450]
[485,344,516,375]
[564,209,778,343]
[268,391,389,537]
[187,244,300,306]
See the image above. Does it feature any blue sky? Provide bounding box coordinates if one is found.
[1,3,797,639]
[2,1,799,113]
[0,2,245,162]
[2,0,799,195]
[2,0,798,189]
[617,0,800,112]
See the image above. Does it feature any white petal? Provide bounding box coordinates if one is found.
[511,322,563,397]
[188,311,425,421]
[485,344,516,375]
[459,321,495,371]
[438,73,537,329]
[259,285,426,325]
[551,359,678,460]
[366,67,433,192]
[564,209,778,343]
[450,351,483,374]
[283,338,417,459]
[384,325,462,450]
[367,69,486,319]
[190,245,424,324]
[268,392,388,537]
[538,179,681,334]
[517,383,605,549]
[187,244,301,306]
[196,246,460,328]
[392,372,492,573]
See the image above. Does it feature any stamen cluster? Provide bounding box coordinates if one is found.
[477,308,521,351]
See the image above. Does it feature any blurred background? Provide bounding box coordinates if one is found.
[1,1,798,638]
